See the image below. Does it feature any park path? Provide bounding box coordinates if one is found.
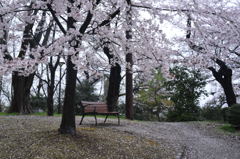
[78,117,240,159]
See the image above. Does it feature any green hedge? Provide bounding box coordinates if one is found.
[228,104,240,129]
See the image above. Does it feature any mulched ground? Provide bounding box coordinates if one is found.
[0,116,174,159]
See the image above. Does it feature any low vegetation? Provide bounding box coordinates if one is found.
[228,104,240,129]
[220,124,239,133]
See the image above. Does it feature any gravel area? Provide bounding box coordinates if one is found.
[1,115,240,159]
[80,117,240,159]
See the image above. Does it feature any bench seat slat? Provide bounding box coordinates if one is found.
[84,112,119,115]
[79,101,120,125]
[81,101,105,105]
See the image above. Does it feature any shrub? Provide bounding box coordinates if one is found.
[167,110,199,122]
[201,106,224,121]
[135,69,170,121]
[134,103,159,121]
[30,95,47,112]
[228,104,240,129]
[222,107,229,122]
[166,110,179,122]
[165,66,206,121]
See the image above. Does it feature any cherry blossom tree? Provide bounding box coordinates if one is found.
[0,0,176,134]
[5,0,240,134]
[134,0,240,106]
[0,1,52,113]
[177,0,239,106]
[46,0,170,134]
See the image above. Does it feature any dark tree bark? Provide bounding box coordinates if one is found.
[208,59,236,107]
[9,25,34,113]
[47,68,55,116]
[8,9,40,113]
[97,9,121,112]
[58,16,77,135]
[46,24,59,116]
[36,56,61,116]
[59,56,77,134]
[59,2,94,135]
[46,57,60,116]
[9,72,35,113]
[57,63,64,114]
[125,53,134,119]
[107,65,121,111]
[36,74,43,97]
[125,0,134,120]
[103,45,121,112]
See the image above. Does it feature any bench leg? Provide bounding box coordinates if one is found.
[94,114,97,126]
[104,114,109,123]
[79,114,85,125]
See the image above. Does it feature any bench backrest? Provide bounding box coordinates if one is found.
[81,101,108,113]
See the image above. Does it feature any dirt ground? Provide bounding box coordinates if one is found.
[0,115,173,159]
[82,117,240,159]
[0,115,240,159]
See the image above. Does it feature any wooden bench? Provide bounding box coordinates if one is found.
[79,101,120,125]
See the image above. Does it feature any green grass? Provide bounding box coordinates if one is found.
[0,112,125,119]
[33,112,62,116]
[0,112,62,116]
[0,112,19,116]
[220,124,238,133]
[77,114,126,119]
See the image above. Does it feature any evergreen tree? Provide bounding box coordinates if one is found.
[165,66,206,121]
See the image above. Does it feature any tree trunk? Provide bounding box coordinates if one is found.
[59,56,77,135]
[9,72,34,114]
[58,11,92,134]
[222,81,236,107]
[103,44,122,112]
[107,64,121,111]
[208,59,236,107]
[55,0,112,134]
[58,65,63,114]
[8,9,46,114]
[47,73,55,116]
[58,1,79,135]
[37,78,43,97]
[125,53,134,119]
[125,0,134,120]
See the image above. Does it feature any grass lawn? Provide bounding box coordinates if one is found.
[219,124,240,135]
[0,112,125,119]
